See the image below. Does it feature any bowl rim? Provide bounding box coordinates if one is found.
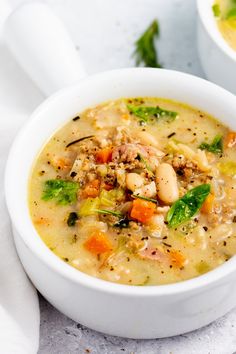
[197,0,236,62]
[5,67,236,297]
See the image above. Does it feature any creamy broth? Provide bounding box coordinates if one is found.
[213,0,236,51]
[29,98,236,286]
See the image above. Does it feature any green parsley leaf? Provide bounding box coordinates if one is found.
[127,104,178,124]
[42,179,79,205]
[134,19,162,68]
[199,134,223,154]
[166,184,211,228]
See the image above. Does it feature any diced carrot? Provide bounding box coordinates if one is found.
[81,179,100,198]
[96,148,113,164]
[224,132,236,148]
[84,231,113,255]
[169,250,186,268]
[130,199,156,224]
[201,193,214,214]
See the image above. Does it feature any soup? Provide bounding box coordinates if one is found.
[213,0,236,51]
[29,97,236,286]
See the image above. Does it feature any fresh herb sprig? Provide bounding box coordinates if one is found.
[134,20,162,68]
[42,179,79,205]
[132,194,157,203]
[94,209,123,218]
[166,184,211,228]
[199,134,223,154]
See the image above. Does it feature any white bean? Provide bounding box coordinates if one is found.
[156,163,179,204]
[126,173,144,192]
[134,181,157,198]
[137,131,159,148]
[146,214,164,238]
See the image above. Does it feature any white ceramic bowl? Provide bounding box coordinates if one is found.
[5,68,236,339]
[197,0,236,94]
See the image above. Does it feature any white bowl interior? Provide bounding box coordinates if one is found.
[197,0,236,61]
[5,68,236,295]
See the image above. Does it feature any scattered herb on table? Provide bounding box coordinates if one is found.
[199,134,223,154]
[67,212,79,226]
[127,104,178,124]
[133,19,162,68]
[42,179,79,205]
[166,184,211,228]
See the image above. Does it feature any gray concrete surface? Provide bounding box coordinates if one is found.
[7,0,236,352]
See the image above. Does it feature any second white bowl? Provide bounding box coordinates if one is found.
[197,0,236,94]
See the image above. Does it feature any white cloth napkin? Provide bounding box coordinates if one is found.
[0,104,40,353]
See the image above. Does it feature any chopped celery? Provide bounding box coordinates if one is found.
[79,189,125,217]
[99,189,125,207]
[79,197,100,216]
[218,161,236,176]
[97,165,108,177]
[99,190,114,207]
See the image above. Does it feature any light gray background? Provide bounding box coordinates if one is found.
[3,0,236,352]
